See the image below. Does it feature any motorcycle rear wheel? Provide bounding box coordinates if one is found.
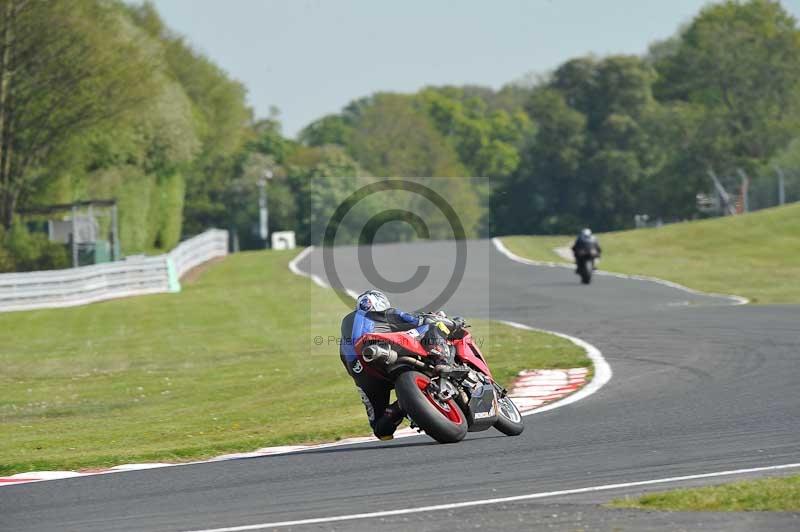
[395,371,468,444]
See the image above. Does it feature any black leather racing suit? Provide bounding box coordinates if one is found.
[339,308,449,439]
[572,235,602,264]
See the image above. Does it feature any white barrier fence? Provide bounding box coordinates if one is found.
[169,229,229,279]
[0,229,228,313]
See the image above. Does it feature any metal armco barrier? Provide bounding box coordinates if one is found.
[0,229,228,313]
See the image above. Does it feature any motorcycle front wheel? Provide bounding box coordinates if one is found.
[494,393,524,436]
[395,371,468,444]
[579,259,593,284]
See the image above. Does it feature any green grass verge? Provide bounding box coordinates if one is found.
[609,475,800,511]
[0,249,587,476]
[502,202,800,304]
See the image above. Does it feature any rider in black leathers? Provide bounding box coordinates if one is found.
[339,290,458,440]
[572,228,602,272]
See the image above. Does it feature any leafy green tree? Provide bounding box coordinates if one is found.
[636,102,718,219]
[496,55,665,233]
[494,89,587,235]
[405,177,482,240]
[0,220,69,272]
[127,1,252,248]
[248,119,293,165]
[127,1,251,162]
[286,146,367,245]
[654,0,800,168]
[299,114,354,147]
[583,149,642,230]
[417,87,531,178]
[347,93,466,178]
[593,56,656,123]
[0,0,158,228]
[77,9,204,253]
[551,57,597,119]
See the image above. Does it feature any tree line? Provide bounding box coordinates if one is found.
[298,0,800,236]
[2,0,800,272]
[0,0,253,271]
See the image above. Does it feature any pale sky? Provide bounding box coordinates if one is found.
[143,0,800,138]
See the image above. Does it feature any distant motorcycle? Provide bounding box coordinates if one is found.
[575,248,597,285]
[355,315,524,443]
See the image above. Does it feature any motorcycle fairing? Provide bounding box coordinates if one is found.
[452,331,493,379]
[355,329,429,358]
[355,328,494,380]
[346,310,425,362]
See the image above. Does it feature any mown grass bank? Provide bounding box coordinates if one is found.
[610,475,800,511]
[502,203,800,304]
[0,249,586,475]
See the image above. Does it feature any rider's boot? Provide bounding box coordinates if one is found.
[374,401,405,441]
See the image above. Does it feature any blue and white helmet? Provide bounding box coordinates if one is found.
[356,290,390,312]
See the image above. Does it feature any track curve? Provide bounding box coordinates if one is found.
[2,240,799,531]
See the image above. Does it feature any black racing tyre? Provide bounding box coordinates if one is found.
[580,259,592,284]
[494,393,525,436]
[395,371,468,444]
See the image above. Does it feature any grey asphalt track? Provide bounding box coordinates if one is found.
[2,240,799,531]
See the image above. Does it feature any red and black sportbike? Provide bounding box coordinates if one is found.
[354,316,524,443]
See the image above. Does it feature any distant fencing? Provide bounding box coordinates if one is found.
[169,229,228,279]
[0,229,228,313]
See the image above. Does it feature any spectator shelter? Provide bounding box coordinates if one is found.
[19,199,120,267]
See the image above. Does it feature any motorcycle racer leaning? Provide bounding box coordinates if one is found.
[339,289,462,440]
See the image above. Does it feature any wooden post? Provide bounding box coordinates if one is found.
[111,202,119,261]
[736,169,750,213]
[71,204,78,267]
[776,166,786,206]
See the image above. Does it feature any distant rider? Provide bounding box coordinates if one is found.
[339,290,457,440]
[571,228,602,271]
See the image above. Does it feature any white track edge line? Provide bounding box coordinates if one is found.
[288,249,609,418]
[175,242,752,531]
[182,462,800,532]
[491,237,749,305]
[287,245,314,277]
[289,246,359,299]
[289,248,610,418]
[499,321,611,416]
[0,247,603,488]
